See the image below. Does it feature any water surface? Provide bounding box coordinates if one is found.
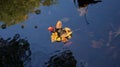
[0,0,120,67]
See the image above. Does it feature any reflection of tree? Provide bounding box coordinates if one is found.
[74,0,102,16]
[0,0,57,26]
[74,0,102,8]
[42,0,58,6]
[0,34,31,67]
[73,0,102,24]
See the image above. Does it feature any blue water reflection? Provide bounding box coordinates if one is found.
[0,0,120,67]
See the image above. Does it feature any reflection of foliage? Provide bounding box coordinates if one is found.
[0,34,31,67]
[0,0,40,25]
[42,0,58,6]
[0,0,57,26]
[74,0,102,8]
[45,50,77,67]
[73,0,102,24]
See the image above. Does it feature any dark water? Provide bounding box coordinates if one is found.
[0,0,120,67]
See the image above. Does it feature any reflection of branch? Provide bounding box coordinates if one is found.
[114,28,120,37]
[110,23,120,37]
[84,6,90,24]
[106,31,113,46]
[78,7,88,16]
[77,6,90,24]
[110,23,116,31]
[107,23,120,46]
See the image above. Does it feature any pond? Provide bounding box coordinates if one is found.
[0,0,120,67]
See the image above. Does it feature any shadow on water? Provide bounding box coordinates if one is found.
[73,0,102,24]
[44,49,77,67]
[0,34,31,67]
[0,0,58,28]
[0,35,77,67]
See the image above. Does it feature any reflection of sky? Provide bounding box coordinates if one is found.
[0,0,120,67]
